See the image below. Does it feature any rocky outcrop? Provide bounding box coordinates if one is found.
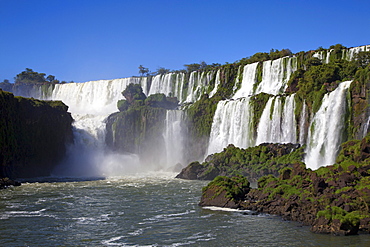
[176,143,303,182]
[0,90,73,179]
[199,175,250,209]
[106,106,167,165]
[0,177,21,189]
[199,134,370,236]
[200,163,370,235]
[106,84,180,166]
[349,66,370,139]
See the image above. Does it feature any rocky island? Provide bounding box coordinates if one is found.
[198,133,370,235]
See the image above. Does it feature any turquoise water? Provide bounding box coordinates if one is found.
[1,173,370,246]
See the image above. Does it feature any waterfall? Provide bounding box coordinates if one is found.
[208,70,221,98]
[313,50,332,64]
[299,101,307,145]
[207,98,254,155]
[148,73,175,98]
[256,94,297,145]
[146,71,214,103]
[232,62,258,99]
[281,94,297,143]
[207,56,297,157]
[304,81,352,170]
[163,110,185,170]
[41,78,149,177]
[45,78,144,114]
[346,45,370,61]
[362,116,370,138]
[174,73,185,102]
[255,57,296,95]
[185,71,213,103]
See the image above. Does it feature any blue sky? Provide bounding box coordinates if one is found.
[1,0,369,83]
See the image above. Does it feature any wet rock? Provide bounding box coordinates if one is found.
[0,177,21,189]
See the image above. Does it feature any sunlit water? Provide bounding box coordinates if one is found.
[1,173,370,246]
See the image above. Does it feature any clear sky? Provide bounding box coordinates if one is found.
[1,0,369,83]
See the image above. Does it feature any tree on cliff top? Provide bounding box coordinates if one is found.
[122,83,146,104]
[15,68,60,85]
[138,65,150,77]
[118,83,178,111]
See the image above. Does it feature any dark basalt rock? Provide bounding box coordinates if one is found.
[199,175,250,209]
[200,152,370,236]
[311,218,359,236]
[176,143,304,182]
[0,177,21,189]
[0,90,74,179]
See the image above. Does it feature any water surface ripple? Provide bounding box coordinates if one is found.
[1,173,370,246]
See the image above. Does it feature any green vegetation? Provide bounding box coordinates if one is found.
[199,130,370,234]
[203,176,250,199]
[185,94,222,138]
[117,83,179,112]
[235,49,293,67]
[179,143,304,181]
[107,84,180,165]
[348,65,370,139]
[250,92,271,131]
[202,175,250,200]
[122,83,147,104]
[255,132,370,233]
[145,93,179,109]
[0,90,73,179]
[138,65,150,77]
[14,68,67,84]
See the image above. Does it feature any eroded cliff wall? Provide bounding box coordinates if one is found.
[0,90,73,178]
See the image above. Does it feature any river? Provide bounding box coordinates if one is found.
[1,173,369,246]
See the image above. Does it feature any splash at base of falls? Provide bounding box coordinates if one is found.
[52,114,143,178]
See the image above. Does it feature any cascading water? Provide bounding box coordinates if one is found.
[299,101,307,145]
[208,70,221,98]
[37,75,194,176]
[255,94,297,145]
[304,81,352,170]
[255,57,296,95]
[41,78,149,177]
[185,71,214,103]
[21,45,367,174]
[147,71,214,103]
[346,45,370,61]
[281,94,297,143]
[232,62,258,99]
[207,98,254,155]
[148,73,175,98]
[207,56,298,156]
[163,110,185,170]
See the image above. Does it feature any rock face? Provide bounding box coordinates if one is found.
[199,132,370,235]
[0,90,73,179]
[176,143,303,182]
[0,177,21,189]
[349,66,370,139]
[200,159,370,235]
[106,106,167,165]
[199,175,250,209]
[105,85,179,166]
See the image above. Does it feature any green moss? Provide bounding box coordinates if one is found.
[257,174,278,188]
[250,93,271,132]
[269,183,302,200]
[317,206,366,226]
[0,90,73,178]
[203,175,250,200]
[186,94,222,138]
